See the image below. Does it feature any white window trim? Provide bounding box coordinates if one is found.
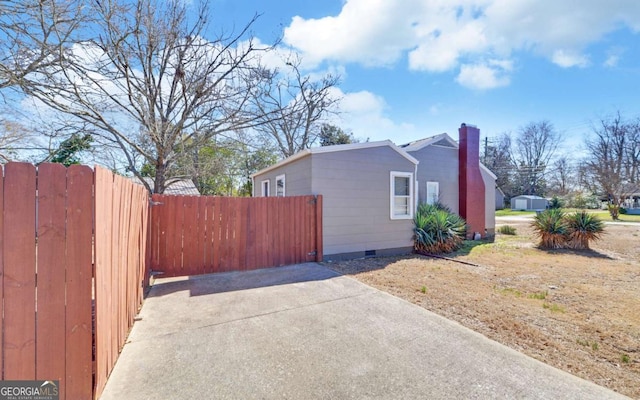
[390,171,414,220]
[426,181,439,205]
[275,174,286,197]
[261,180,270,197]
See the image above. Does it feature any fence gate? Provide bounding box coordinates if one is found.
[148,195,323,277]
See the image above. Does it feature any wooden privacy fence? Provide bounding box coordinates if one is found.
[149,194,323,277]
[1,163,323,399]
[0,163,149,400]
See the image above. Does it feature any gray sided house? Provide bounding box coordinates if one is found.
[400,128,496,236]
[252,141,418,260]
[252,124,496,261]
[511,195,548,211]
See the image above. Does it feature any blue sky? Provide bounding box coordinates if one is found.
[207,0,640,153]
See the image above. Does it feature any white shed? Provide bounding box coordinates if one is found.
[510,195,548,211]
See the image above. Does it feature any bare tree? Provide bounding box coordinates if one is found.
[547,156,574,196]
[583,112,639,219]
[481,133,513,197]
[0,0,87,161]
[511,121,561,196]
[250,56,340,158]
[0,0,85,91]
[23,0,274,193]
[0,119,32,161]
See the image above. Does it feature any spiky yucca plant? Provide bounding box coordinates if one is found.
[564,211,604,249]
[531,209,567,249]
[414,203,467,254]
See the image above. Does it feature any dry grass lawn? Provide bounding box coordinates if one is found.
[326,218,640,398]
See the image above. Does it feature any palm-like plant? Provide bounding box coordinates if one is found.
[531,209,567,249]
[564,211,605,249]
[414,203,467,254]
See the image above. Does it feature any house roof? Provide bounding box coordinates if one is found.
[400,133,458,152]
[401,132,498,180]
[135,177,200,195]
[251,140,419,178]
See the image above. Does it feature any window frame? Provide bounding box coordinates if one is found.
[426,181,439,205]
[275,174,286,197]
[390,171,414,220]
[261,179,270,197]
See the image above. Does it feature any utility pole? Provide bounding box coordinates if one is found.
[483,136,489,164]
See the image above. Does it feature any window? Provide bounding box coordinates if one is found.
[276,174,285,197]
[390,172,413,219]
[426,181,439,205]
[261,180,270,197]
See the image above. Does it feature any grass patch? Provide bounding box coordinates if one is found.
[496,209,536,217]
[496,287,522,297]
[575,209,640,223]
[621,354,630,363]
[576,339,599,350]
[528,291,548,300]
[543,302,565,313]
[498,225,517,235]
[420,286,427,294]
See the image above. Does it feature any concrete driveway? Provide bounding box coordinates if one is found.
[100,263,627,399]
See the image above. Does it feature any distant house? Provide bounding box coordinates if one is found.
[495,186,506,210]
[135,177,200,195]
[510,195,547,211]
[251,124,496,261]
[622,186,640,214]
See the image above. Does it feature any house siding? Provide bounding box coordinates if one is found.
[407,145,459,213]
[481,166,496,235]
[311,147,416,258]
[253,155,312,196]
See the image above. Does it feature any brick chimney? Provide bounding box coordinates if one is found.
[458,123,485,239]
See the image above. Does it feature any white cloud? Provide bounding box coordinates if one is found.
[283,0,422,67]
[456,59,512,90]
[604,46,624,67]
[282,0,640,88]
[328,89,420,143]
[551,50,589,68]
[604,55,620,67]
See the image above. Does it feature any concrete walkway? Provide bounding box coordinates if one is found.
[100,263,627,399]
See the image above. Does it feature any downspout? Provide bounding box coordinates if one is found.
[251,176,255,197]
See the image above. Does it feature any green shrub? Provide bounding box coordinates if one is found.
[498,225,517,235]
[619,207,627,215]
[531,210,605,250]
[531,209,567,249]
[549,196,564,209]
[414,202,466,254]
[564,211,604,249]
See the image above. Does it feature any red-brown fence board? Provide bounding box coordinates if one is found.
[35,164,67,388]
[3,163,37,379]
[93,167,149,399]
[93,166,110,396]
[148,195,322,277]
[0,164,3,377]
[65,165,93,400]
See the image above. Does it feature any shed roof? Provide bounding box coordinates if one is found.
[251,140,419,178]
[513,195,546,200]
